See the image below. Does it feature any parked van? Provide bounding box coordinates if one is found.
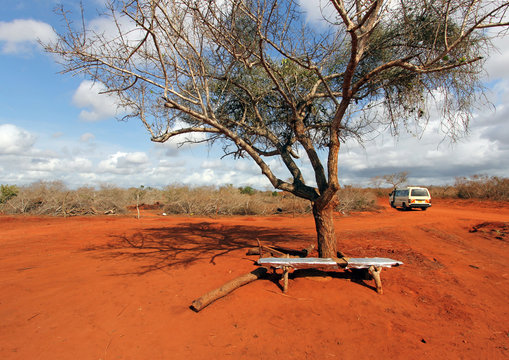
[389,187,431,211]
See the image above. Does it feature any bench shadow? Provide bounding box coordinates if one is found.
[264,268,377,293]
[82,221,312,275]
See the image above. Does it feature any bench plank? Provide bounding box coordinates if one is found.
[257,257,339,269]
[346,257,403,269]
[257,257,403,269]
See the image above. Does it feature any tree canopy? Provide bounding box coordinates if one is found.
[47,0,509,256]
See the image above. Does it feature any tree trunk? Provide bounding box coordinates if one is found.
[312,201,338,258]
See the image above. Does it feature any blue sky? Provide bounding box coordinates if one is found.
[1,0,509,190]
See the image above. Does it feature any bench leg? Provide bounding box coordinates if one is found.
[282,266,289,293]
[368,266,383,294]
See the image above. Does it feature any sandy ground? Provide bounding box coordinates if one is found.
[1,199,508,359]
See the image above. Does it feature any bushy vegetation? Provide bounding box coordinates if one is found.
[372,174,509,201]
[0,184,18,204]
[2,175,507,217]
[0,181,381,217]
[430,175,509,201]
[0,181,131,216]
[336,186,379,213]
[162,185,306,216]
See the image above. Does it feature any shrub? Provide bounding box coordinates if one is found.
[336,186,379,213]
[239,186,255,195]
[0,184,18,204]
[1,181,132,216]
[453,175,509,201]
[0,182,380,217]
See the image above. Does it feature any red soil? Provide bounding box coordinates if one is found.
[1,199,508,359]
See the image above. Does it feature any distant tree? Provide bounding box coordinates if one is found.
[376,171,409,190]
[47,0,509,257]
[133,185,146,219]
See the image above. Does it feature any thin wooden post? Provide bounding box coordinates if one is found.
[256,238,264,258]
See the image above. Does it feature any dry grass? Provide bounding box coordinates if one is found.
[0,182,380,217]
[1,181,130,216]
[5,174,506,217]
[162,185,310,216]
[429,175,509,201]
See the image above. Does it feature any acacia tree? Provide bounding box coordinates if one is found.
[372,171,409,189]
[47,0,509,257]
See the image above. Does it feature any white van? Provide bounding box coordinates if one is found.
[389,187,431,211]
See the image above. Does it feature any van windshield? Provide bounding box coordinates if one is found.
[411,189,429,197]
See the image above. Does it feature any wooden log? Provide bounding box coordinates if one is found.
[190,267,268,312]
[246,244,315,258]
[246,246,285,257]
[301,244,315,257]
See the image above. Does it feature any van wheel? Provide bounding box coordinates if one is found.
[402,203,409,211]
[421,207,427,211]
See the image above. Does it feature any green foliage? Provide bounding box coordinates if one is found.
[0,184,18,204]
[239,186,255,195]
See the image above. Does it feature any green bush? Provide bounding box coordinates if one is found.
[0,184,18,204]
[239,186,255,195]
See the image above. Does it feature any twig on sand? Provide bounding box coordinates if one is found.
[266,289,312,301]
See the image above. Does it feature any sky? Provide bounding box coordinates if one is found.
[1,0,509,190]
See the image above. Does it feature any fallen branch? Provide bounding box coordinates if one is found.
[192,242,316,311]
[190,267,268,312]
[246,245,285,257]
[246,244,315,257]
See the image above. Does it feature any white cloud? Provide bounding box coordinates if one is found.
[80,133,95,142]
[0,19,56,54]
[72,80,123,121]
[298,0,336,26]
[485,33,509,80]
[88,16,145,48]
[69,157,93,171]
[98,151,150,174]
[52,132,64,139]
[27,157,61,172]
[0,124,37,155]
[201,159,223,169]
[337,100,509,186]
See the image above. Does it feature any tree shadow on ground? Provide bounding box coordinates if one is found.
[82,221,313,275]
[267,268,378,293]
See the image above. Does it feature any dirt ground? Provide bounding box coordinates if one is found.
[1,199,508,359]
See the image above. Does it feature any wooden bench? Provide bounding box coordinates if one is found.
[257,257,403,294]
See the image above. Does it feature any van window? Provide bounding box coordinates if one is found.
[411,189,429,196]
[396,190,408,197]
